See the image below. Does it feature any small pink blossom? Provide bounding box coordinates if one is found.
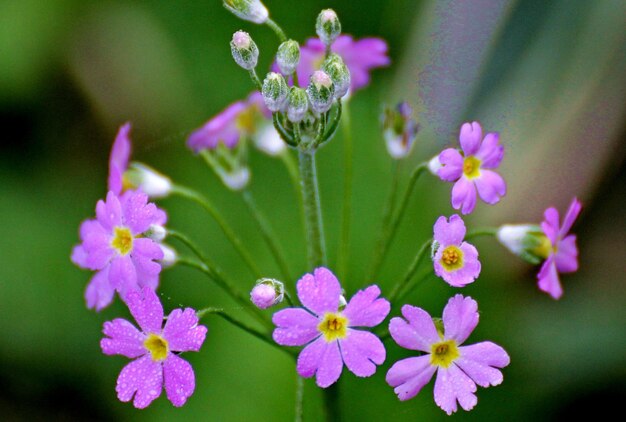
[432,215,481,287]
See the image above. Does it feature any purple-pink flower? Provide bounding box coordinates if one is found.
[108,123,132,196]
[187,91,270,152]
[272,267,390,388]
[71,190,166,310]
[386,295,510,415]
[537,197,582,299]
[432,215,481,287]
[437,122,506,214]
[101,287,207,408]
[294,35,390,93]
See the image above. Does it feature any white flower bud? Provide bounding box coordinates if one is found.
[276,40,300,75]
[125,163,172,198]
[382,102,419,159]
[286,87,309,123]
[159,244,178,268]
[262,72,289,112]
[322,53,351,99]
[222,167,250,191]
[306,70,335,114]
[144,224,167,242]
[250,278,285,309]
[316,9,341,47]
[230,31,259,70]
[223,0,268,24]
[497,224,550,265]
[428,155,443,176]
[254,123,286,156]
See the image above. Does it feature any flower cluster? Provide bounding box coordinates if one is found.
[70,2,584,416]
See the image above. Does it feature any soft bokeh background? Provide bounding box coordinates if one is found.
[1,0,625,420]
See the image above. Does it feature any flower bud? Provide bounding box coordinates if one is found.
[306,70,335,114]
[222,167,251,191]
[427,154,443,176]
[158,244,178,268]
[125,163,172,198]
[250,278,285,309]
[286,86,309,123]
[230,31,259,70]
[322,53,351,98]
[254,123,286,156]
[497,224,551,265]
[144,224,167,242]
[262,72,289,112]
[276,39,300,75]
[223,0,268,24]
[315,9,341,47]
[382,102,419,159]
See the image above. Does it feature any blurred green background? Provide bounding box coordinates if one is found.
[1,0,625,420]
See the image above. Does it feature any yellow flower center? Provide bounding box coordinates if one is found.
[463,155,482,179]
[318,312,349,342]
[236,107,257,135]
[144,333,169,362]
[532,234,553,259]
[430,339,460,368]
[440,245,464,271]
[111,227,133,255]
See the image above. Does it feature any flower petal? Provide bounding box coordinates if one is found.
[475,132,503,168]
[116,355,163,409]
[559,197,582,237]
[297,337,343,388]
[296,267,341,316]
[101,318,146,358]
[187,101,247,152]
[126,287,164,334]
[537,256,563,299]
[451,178,477,215]
[108,123,132,195]
[96,191,123,231]
[474,170,506,205]
[163,354,195,407]
[456,341,510,388]
[343,285,390,327]
[437,148,463,182]
[122,191,160,235]
[163,308,207,352]
[272,308,320,346]
[541,207,560,244]
[459,122,482,156]
[340,329,385,377]
[389,305,440,352]
[386,355,436,401]
[85,268,115,311]
[109,255,138,299]
[434,364,477,415]
[433,214,466,246]
[442,295,479,344]
[555,235,578,273]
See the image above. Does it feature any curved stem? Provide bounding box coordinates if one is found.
[295,375,304,422]
[273,113,296,146]
[466,227,498,240]
[248,68,262,91]
[242,189,292,281]
[265,18,287,43]
[171,184,263,278]
[387,238,433,303]
[298,150,327,268]
[336,101,352,282]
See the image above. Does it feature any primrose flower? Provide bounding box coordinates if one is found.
[386,295,510,415]
[291,35,390,94]
[436,122,506,214]
[273,267,390,388]
[71,190,166,310]
[101,287,207,408]
[536,198,582,299]
[432,215,481,287]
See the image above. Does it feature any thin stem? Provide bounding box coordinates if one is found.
[273,113,296,147]
[298,149,327,268]
[171,184,263,278]
[242,189,292,281]
[388,238,433,303]
[366,161,401,282]
[336,101,352,282]
[295,375,304,422]
[318,100,343,146]
[265,18,287,43]
[367,162,429,283]
[466,227,498,240]
[248,68,262,91]
[396,269,432,305]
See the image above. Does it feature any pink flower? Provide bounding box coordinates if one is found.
[432,215,481,287]
[272,267,390,388]
[537,197,582,299]
[71,191,166,310]
[386,295,510,415]
[101,287,207,408]
[437,122,506,214]
[108,123,132,195]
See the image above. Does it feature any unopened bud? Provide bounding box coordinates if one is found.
[276,40,300,75]
[230,31,259,70]
[316,9,341,47]
[427,155,443,176]
[223,0,268,24]
[262,72,289,112]
[286,87,309,123]
[250,278,285,309]
[382,102,419,159]
[144,224,167,242]
[307,70,335,114]
[222,167,250,191]
[125,163,172,198]
[158,244,178,268]
[497,224,550,265]
[322,53,351,99]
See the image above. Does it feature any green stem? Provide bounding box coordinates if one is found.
[323,383,341,422]
[295,375,304,422]
[298,149,326,268]
[248,68,262,91]
[388,238,432,303]
[336,101,352,282]
[242,189,292,281]
[396,269,432,305]
[367,162,429,283]
[265,18,287,42]
[366,161,401,282]
[171,184,263,278]
[280,149,301,193]
[466,227,498,240]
